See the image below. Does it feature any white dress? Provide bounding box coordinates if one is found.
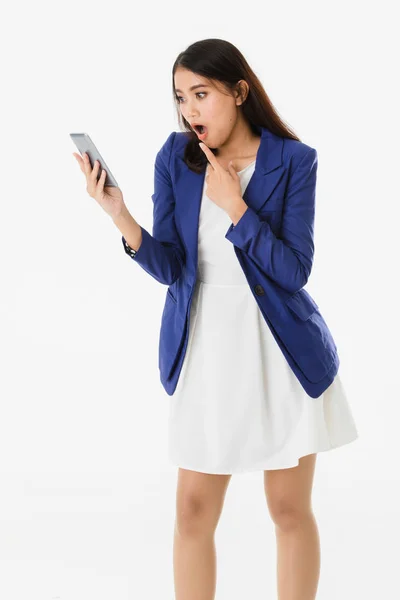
[168,159,359,474]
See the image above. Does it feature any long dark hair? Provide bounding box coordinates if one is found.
[172,38,301,174]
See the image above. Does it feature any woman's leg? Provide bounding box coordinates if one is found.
[264,453,320,600]
[173,467,232,600]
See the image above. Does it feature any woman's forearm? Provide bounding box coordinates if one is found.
[112,206,143,252]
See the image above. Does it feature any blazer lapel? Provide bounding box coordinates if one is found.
[175,126,286,269]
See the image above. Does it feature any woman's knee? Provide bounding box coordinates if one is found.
[264,455,317,531]
[268,498,314,532]
[174,468,231,538]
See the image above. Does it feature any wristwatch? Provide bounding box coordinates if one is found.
[121,235,137,258]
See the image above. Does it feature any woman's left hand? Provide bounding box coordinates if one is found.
[199,142,243,213]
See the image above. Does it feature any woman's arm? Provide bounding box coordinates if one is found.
[116,131,185,285]
[113,207,143,253]
[225,148,318,294]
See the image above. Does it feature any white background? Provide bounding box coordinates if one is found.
[1,1,399,598]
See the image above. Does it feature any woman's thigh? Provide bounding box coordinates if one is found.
[263,454,317,529]
[174,468,232,536]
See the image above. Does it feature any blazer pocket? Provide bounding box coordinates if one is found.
[286,289,319,321]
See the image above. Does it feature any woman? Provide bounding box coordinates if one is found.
[74,38,358,600]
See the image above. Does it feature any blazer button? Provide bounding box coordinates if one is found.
[254,284,265,296]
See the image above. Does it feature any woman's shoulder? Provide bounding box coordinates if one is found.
[283,136,316,159]
[282,137,318,174]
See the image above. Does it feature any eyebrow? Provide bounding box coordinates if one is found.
[174,84,210,93]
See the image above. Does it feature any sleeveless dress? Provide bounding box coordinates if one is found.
[167,159,359,474]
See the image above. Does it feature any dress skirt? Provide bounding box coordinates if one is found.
[167,160,359,474]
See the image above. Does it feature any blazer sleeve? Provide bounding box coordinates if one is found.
[121,131,186,285]
[224,147,318,294]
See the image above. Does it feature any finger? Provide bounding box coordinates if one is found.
[199,142,219,171]
[85,157,99,196]
[82,152,92,177]
[96,166,107,193]
[90,159,100,184]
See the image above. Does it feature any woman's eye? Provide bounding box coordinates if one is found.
[176,92,207,103]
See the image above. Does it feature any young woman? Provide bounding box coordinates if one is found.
[74,38,358,600]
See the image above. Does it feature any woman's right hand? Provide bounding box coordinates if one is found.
[73,152,126,220]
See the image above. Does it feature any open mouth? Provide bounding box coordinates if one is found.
[194,124,207,134]
[193,124,208,140]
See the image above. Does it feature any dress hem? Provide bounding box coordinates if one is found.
[168,434,359,475]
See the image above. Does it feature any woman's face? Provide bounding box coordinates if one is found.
[174,67,242,149]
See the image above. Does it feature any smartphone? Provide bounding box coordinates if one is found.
[70,133,119,187]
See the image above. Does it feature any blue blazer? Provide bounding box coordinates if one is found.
[122,125,339,399]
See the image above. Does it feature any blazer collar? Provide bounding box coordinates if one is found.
[174,126,286,268]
